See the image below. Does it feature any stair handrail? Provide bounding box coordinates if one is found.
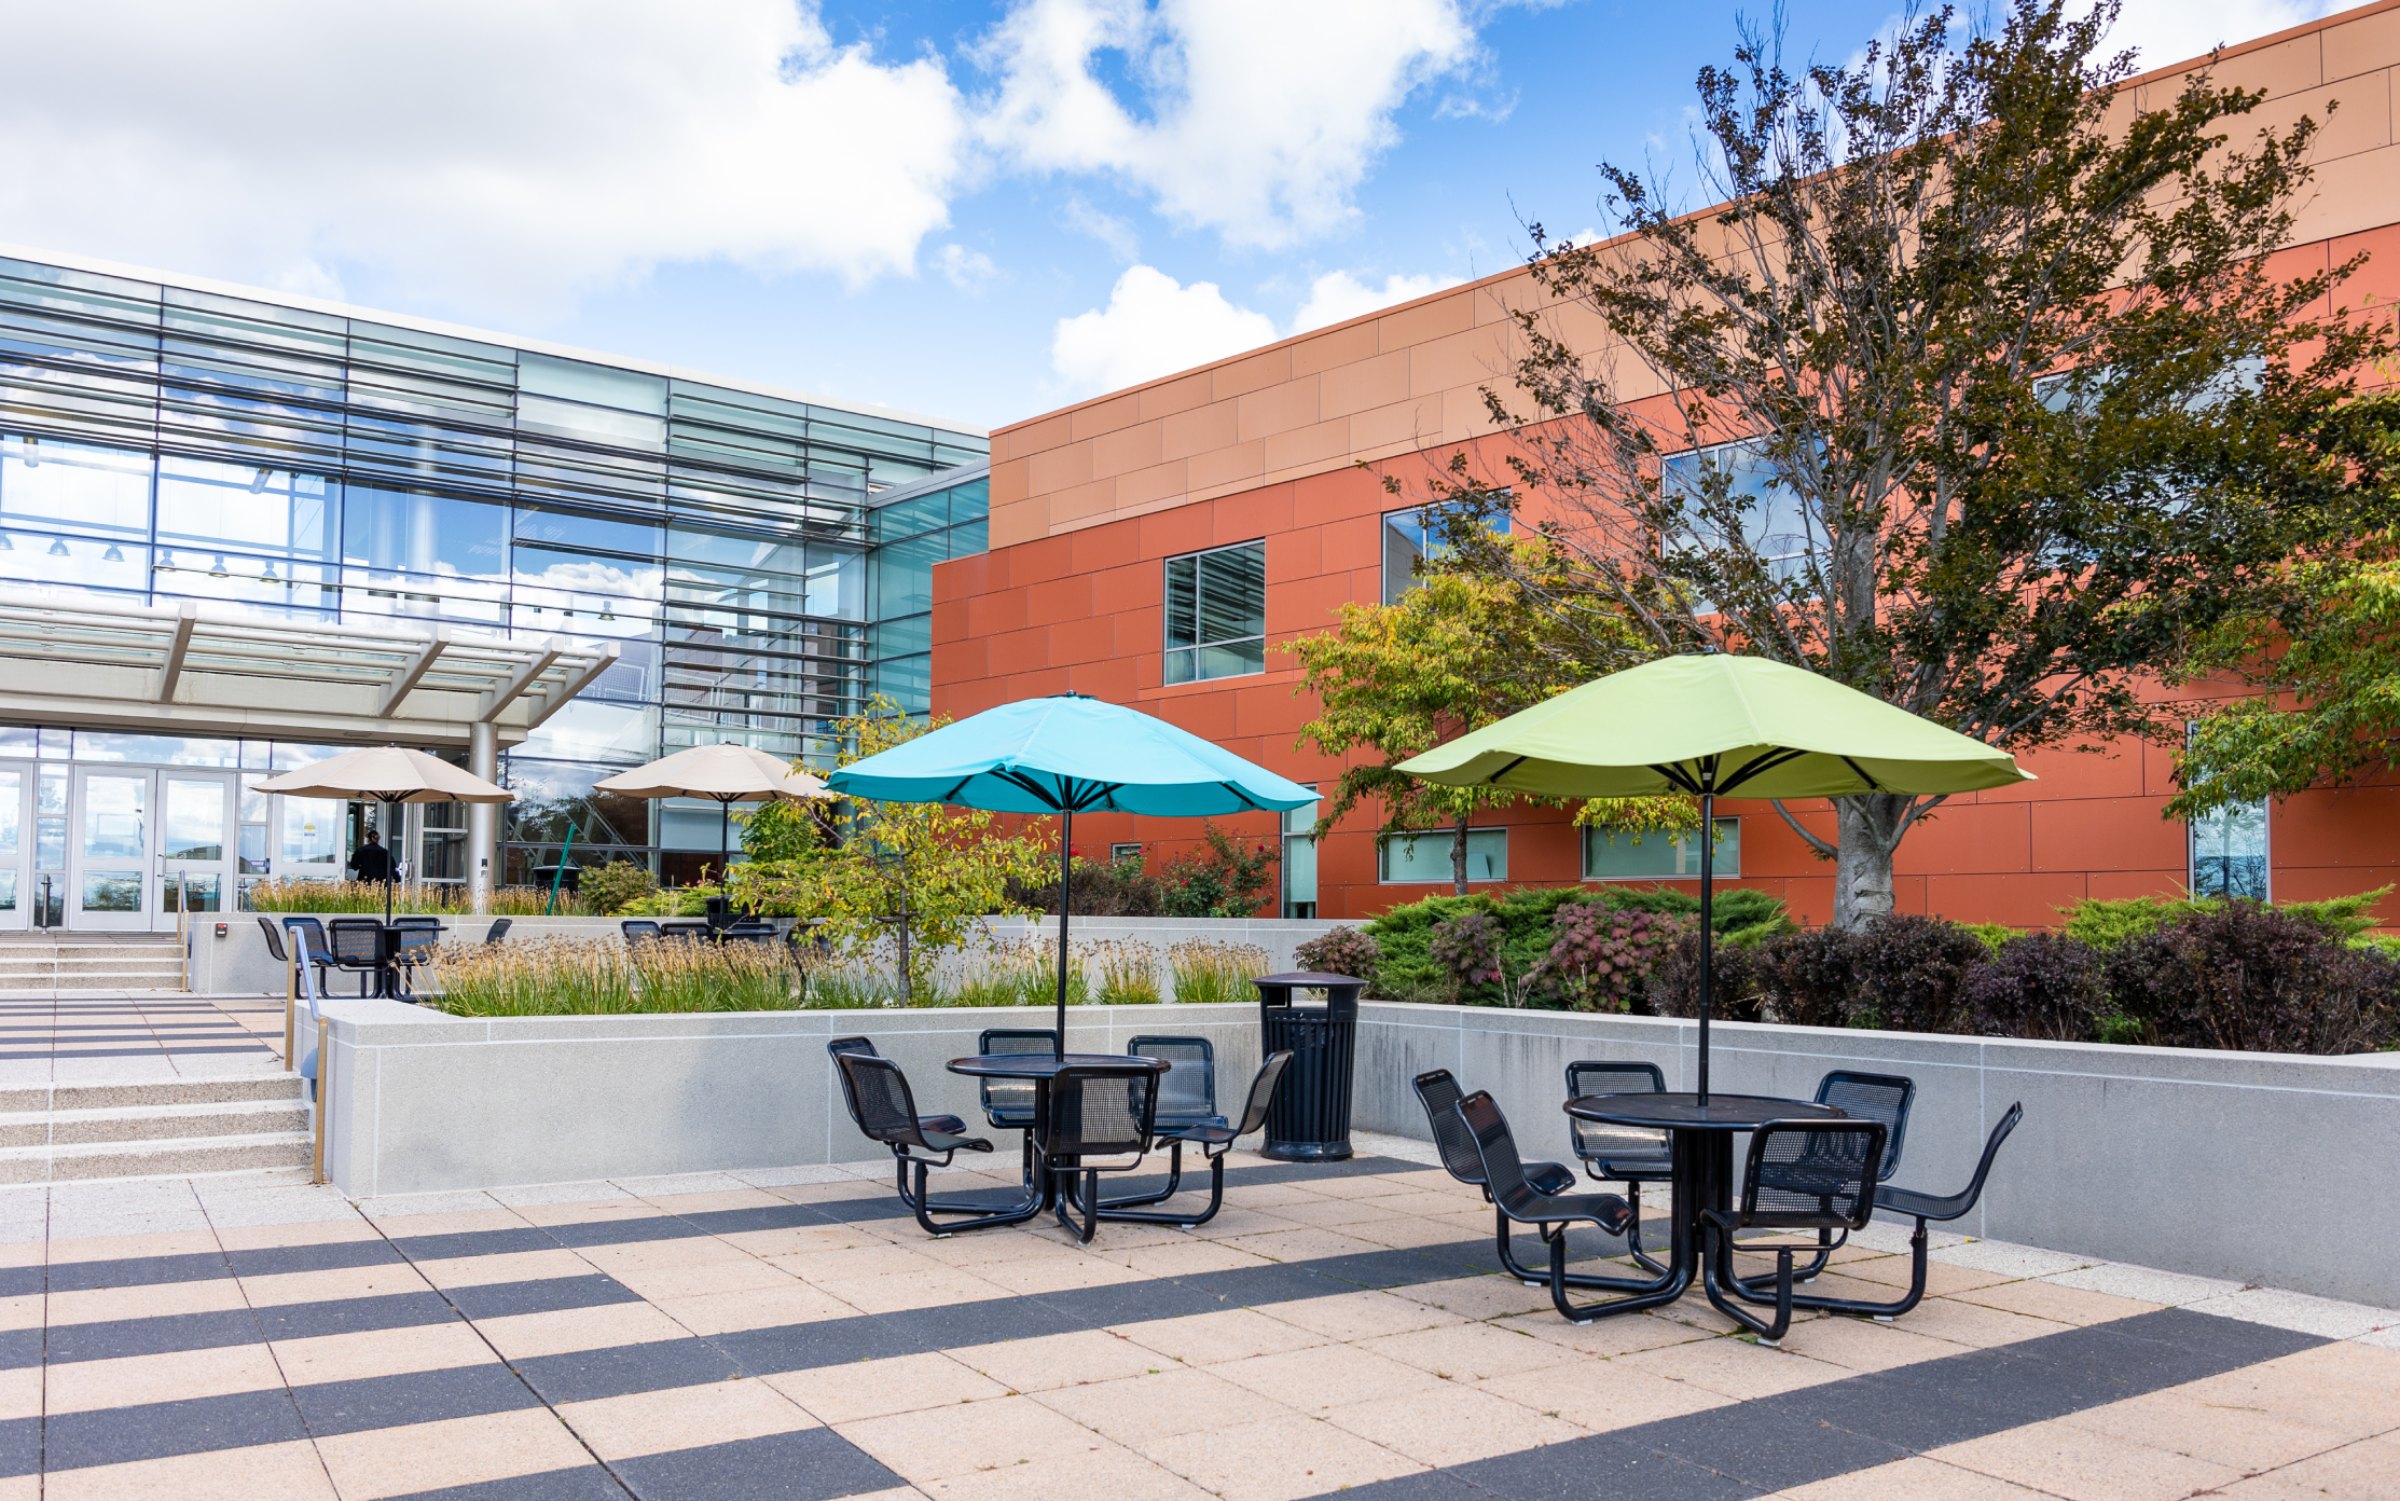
[173,871,191,992]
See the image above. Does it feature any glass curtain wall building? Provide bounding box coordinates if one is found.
[866,465,988,717]
[0,252,986,896]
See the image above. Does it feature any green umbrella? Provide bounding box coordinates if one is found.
[1398,653,2032,1101]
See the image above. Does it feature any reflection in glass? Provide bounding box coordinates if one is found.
[1379,829,1508,884]
[343,484,508,578]
[80,775,147,859]
[1164,542,1266,685]
[163,873,221,913]
[0,434,152,537]
[1584,819,1741,880]
[2190,799,2268,901]
[73,733,239,767]
[162,778,227,862]
[278,797,343,867]
[81,874,142,911]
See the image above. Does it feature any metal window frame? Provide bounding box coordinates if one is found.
[1161,538,1266,684]
[1581,816,1741,882]
[1376,826,1507,885]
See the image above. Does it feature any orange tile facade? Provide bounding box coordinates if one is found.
[934,2,2400,926]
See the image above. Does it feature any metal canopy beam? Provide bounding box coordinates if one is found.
[519,642,622,733]
[477,637,564,724]
[155,603,198,702]
[378,633,449,717]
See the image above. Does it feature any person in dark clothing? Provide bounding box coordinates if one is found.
[348,828,394,885]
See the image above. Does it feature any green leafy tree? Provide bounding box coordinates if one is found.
[1407,0,2397,927]
[1157,824,1280,916]
[1286,534,1685,895]
[728,697,1050,1000]
[2171,405,2400,816]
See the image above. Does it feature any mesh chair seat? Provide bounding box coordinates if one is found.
[1039,1063,1161,1243]
[826,1038,969,1137]
[1130,1036,1218,1129]
[1564,1060,1673,1180]
[1698,1117,1886,1345]
[1875,1103,2023,1225]
[1813,1070,1915,1182]
[1455,1092,1632,1236]
[1415,1070,1577,1197]
[620,920,664,943]
[975,1028,1057,1130]
[482,919,512,944]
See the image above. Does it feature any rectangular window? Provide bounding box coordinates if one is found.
[1660,439,1813,589]
[1281,790,1319,918]
[1584,819,1741,880]
[1164,540,1265,684]
[1381,501,1507,605]
[1379,828,1506,884]
[1108,842,1143,864]
[2189,799,2268,902]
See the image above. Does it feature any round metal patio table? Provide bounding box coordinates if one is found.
[1560,1091,1847,1316]
[947,1052,1171,1211]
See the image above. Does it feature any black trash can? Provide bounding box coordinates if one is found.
[1256,971,1365,1161]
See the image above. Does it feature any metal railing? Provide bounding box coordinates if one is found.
[173,871,191,992]
[290,926,330,1185]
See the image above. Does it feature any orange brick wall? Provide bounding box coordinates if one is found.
[935,0,2400,926]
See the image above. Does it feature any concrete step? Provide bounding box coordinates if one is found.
[0,1098,311,1147]
[0,1073,306,1114]
[0,1131,313,1184]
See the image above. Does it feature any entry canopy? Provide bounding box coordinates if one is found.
[1396,653,2033,801]
[0,591,618,748]
[826,693,1319,816]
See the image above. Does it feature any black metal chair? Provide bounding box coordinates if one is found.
[1040,1062,1160,1243]
[482,918,512,945]
[277,917,339,995]
[829,1047,1039,1236]
[1453,1090,1642,1324]
[1116,1036,1220,1205]
[388,917,443,999]
[661,920,712,939]
[1416,1068,1583,1287]
[324,919,387,996]
[722,920,779,945]
[975,1028,1059,1130]
[1699,1119,1887,1345]
[1725,1102,2025,1325]
[826,1037,971,1141]
[1565,1059,1673,1274]
[1089,1051,1291,1229]
[1783,1070,1917,1279]
[620,919,663,943]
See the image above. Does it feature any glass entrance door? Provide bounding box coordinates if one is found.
[69,769,151,931]
[0,768,26,932]
[159,774,234,928]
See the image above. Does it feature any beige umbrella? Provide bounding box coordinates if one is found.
[254,746,512,922]
[594,744,831,888]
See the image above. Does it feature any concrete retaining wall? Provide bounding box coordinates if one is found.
[316,993,2400,1305]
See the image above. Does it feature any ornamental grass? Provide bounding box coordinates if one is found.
[245,879,574,916]
[1167,940,1272,1004]
[427,936,797,1016]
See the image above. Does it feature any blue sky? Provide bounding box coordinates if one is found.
[0,0,2360,431]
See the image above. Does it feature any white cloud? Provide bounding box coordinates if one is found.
[1050,264,1278,393]
[976,0,1481,248]
[0,0,969,315]
[2099,0,2359,70]
[1291,269,1466,332]
[1060,195,1142,262]
[1051,263,1469,395]
[935,243,999,291]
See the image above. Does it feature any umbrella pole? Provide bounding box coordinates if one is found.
[720,796,732,919]
[1054,805,1072,1059]
[1697,791,1714,1105]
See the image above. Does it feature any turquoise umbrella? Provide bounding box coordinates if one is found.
[828,693,1318,1051]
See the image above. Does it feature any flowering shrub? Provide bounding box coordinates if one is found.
[1294,926,1380,980]
[1539,904,1681,1012]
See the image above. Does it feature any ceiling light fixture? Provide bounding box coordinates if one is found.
[46,538,68,558]
[209,554,230,578]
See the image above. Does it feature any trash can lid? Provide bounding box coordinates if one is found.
[1256,971,1365,987]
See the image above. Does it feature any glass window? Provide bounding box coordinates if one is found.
[871,531,945,618]
[1379,828,1506,884]
[343,485,508,578]
[513,699,659,766]
[514,505,661,558]
[1661,439,1814,588]
[0,434,152,538]
[72,733,240,767]
[503,758,655,848]
[154,458,338,560]
[1584,818,1741,880]
[1282,789,1320,918]
[1108,842,1143,864]
[2189,799,2268,902]
[0,529,150,597]
[1164,541,1266,684]
[1382,502,1507,604]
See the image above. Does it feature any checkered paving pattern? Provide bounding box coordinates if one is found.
[1,1143,2394,1500]
[0,995,281,1073]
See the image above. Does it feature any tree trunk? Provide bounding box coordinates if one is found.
[1831,794,1910,931]
[1450,812,1471,896]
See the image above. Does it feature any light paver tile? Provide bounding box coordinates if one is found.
[839,1392,1116,1483]
[2244,1429,2400,1500]
[598,1255,799,1304]
[1326,1383,1587,1466]
[1112,1307,1331,1365]
[1265,1289,1467,1342]
[44,1341,287,1414]
[44,1437,337,1501]
[472,1299,696,1360]
[917,1441,1214,1501]
[2184,1286,2400,1341]
[237,1261,434,1307]
[652,1279,861,1335]
[1614,1334,1853,1401]
[1746,1311,1971,1373]
[1033,1366,1287,1443]
[766,1352,1012,1423]
[1838,1254,2019,1297]
[1953,1277,2159,1326]
[1392,1274,1561,1321]
[1493,1308,1716,1358]
[43,1226,217,1265]
[209,1218,381,1253]
[1931,1239,2097,1279]
[1217,1227,1388,1263]
[1134,1412,1425,1501]
[409,1246,598,1291]
[968,1254,1147,1297]
[268,1318,500,1386]
[1211,1342,1449,1411]
[315,1407,594,1500]
[1474,1355,1734,1433]
[810,1265,1016,1314]
[2061,1386,2370,1472]
[954,1328,1171,1392]
[557,1374,818,1461]
[1930,1416,2247,1500]
[0,1364,35,1422]
[356,1197,516,1227]
[2045,1262,2244,1306]
[1105,1237,1274,1278]
[1874,1295,2075,1349]
[46,1274,247,1325]
[2169,1344,2400,1439]
[1359,1319,1580,1381]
